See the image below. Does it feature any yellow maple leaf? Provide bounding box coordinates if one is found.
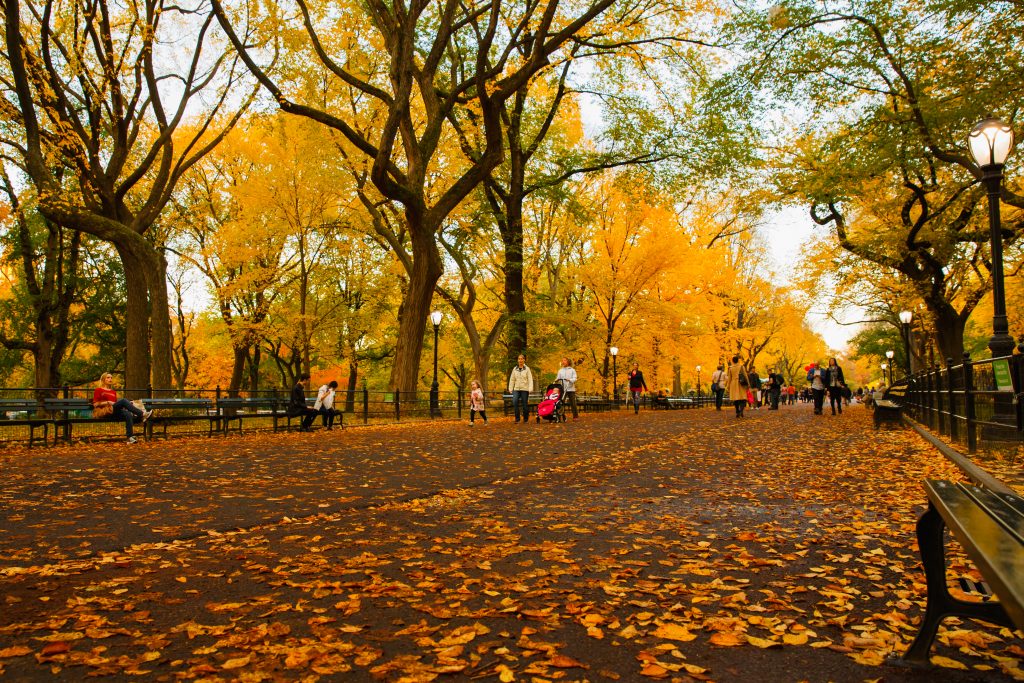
[652,624,697,642]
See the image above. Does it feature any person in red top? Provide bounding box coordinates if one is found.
[92,372,152,443]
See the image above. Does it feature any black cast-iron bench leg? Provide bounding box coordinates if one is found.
[903,503,1014,663]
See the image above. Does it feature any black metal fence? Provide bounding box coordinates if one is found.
[900,348,1024,453]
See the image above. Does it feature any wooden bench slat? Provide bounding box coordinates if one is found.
[926,480,1024,631]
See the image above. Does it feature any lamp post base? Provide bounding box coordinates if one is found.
[429,382,441,418]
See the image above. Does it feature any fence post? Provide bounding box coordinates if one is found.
[394,390,401,422]
[363,386,369,425]
[457,388,463,419]
[929,366,937,430]
[963,352,977,454]
[946,357,958,441]
[1016,337,1024,436]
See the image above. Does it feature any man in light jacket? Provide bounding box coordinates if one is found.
[507,354,534,424]
[556,357,579,420]
[314,380,339,430]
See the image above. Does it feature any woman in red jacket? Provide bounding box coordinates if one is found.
[92,372,152,443]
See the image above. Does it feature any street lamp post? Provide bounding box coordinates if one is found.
[899,310,913,376]
[881,362,889,387]
[968,118,1016,359]
[696,365,702,402]
[610,346,619,405]
[969,118,1017,436]
[885,349,895,384]
[430,310,442,417]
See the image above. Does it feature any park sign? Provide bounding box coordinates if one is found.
[992,358,1014,392]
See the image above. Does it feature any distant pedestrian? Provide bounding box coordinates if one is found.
[556,358,579,420]
[826,357,846,415]
[628,363,648,414]
[807,363,827,415]
[289,374,319,432]
[710,364,726,411]
[468,380,488,425]
[92,372,152,444]
[724,355,751,418]
[507,354,534,424]
[766,367,783,410]
[314,380,339,430]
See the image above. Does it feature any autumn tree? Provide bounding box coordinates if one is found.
[212,0,629,392]
[2,0,254,391]
[723,0,1024,360]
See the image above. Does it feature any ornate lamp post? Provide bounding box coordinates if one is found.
[885,349,895,383]
[881,362,889,386]
[610,346,619,404]
[696,365,702,401]
[899,310,913,376]
[430,310,442,417]
[968,118,1016,358]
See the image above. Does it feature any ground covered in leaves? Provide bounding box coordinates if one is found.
[1,404,1021,682]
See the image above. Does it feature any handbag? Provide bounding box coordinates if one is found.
[93,403,113,419]
[738,370,749,388]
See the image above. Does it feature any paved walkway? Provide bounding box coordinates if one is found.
[0,404,1019,681]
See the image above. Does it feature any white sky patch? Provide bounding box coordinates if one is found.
[760,206,865,352]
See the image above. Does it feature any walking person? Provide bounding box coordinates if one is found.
[807,363,827,415]
[289,374,319,432]
[766,367,783,410]
[507,354,534,424]
[627,363,648,414]
[314,380,339,430]
[724,355,751,418]
[556,357,579,420]
[826,357,846,415]
[468,380,488,425]
[710,364,726,411]
[92,372,152,443]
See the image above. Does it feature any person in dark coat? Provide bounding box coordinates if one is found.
[825,358,846,416]
[628,363,648,414]
[288,374,319,431]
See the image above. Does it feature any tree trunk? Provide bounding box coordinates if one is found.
[927,296,967,362]
[228,346,247,397]
[388,227,443,393]
[148,249,172,394]
[502,184,527,370]
[250,345,261,394]
[119,244,151,393]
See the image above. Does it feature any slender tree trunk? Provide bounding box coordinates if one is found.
[250,345,261,394]
[388,227,443,393]
[503,179,527,369]
[345,361,358,412]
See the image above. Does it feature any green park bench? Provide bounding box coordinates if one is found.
[142,397,218,439]
[873,383,907,429]
[0,398,51,447]
[903,479,1024,663]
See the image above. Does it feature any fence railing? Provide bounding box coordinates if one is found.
[899,348,1024,453]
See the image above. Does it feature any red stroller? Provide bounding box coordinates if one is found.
[537,381,567,423]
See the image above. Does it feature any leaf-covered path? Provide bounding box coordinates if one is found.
[1,405,1021,681]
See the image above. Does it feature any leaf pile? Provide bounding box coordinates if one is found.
[1,407,1021,681]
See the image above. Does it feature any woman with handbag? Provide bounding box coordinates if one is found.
[724,355,751,418]
[92,372,152,443]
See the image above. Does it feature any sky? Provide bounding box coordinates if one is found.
[759,206,864,352]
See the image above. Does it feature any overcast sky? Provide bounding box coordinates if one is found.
[760,206,864,352]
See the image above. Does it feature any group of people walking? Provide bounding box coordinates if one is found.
[709,356,849,418]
